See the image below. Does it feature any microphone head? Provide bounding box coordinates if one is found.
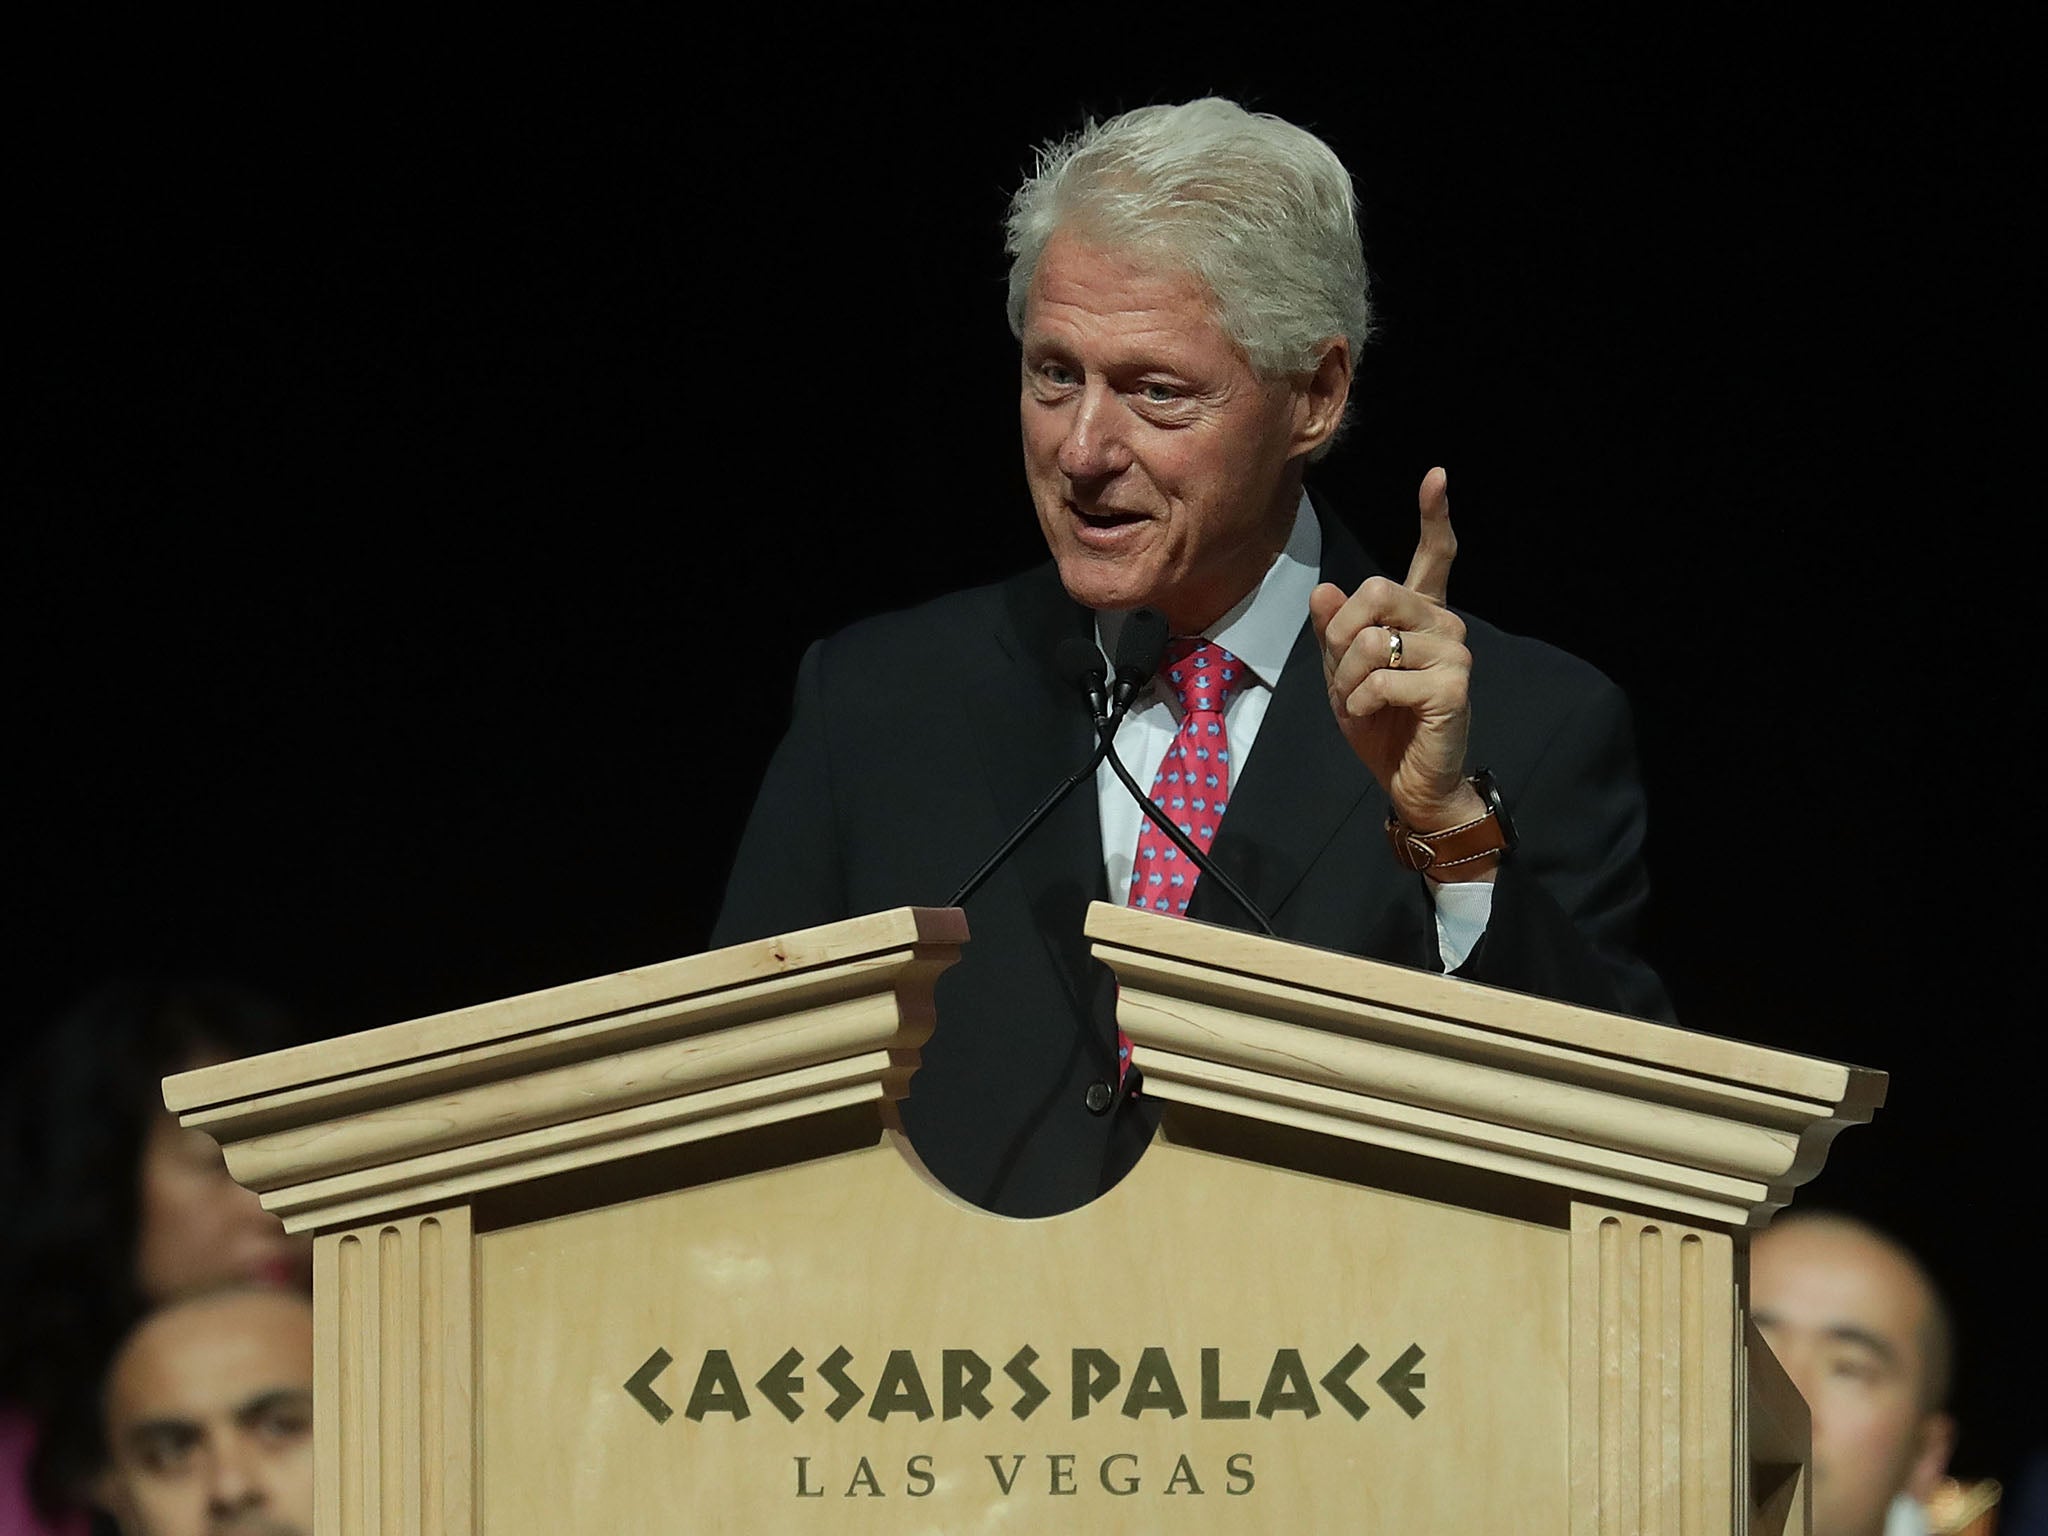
[1112,607,1169,688]
[1054,636,1108,696]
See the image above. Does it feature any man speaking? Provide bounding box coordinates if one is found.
[714,98,1669,1217]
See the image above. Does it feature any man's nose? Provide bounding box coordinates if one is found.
[1057,383,1131,481]
[205,1435,264,1516]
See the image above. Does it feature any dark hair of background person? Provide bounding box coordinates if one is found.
[0,979,302,1523]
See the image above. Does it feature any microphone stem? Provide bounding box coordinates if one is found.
[946,710,1121,908]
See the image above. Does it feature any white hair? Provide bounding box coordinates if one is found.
[1005,98,1373,449]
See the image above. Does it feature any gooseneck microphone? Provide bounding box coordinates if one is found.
[1108,608,1168,716]
[1092,613,1279,938]
[947,607,1277,944]
[944,639,1127,909]
[1057,636,1111,723]
[945,607,1276,1121]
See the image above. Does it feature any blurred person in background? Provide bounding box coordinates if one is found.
[1,982,309,1536]
[1751,1211,1957,1536]
[97,1288,313,1536]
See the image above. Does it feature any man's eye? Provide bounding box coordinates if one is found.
[1140,383,1179,403]
[1826,1353,1882,1385]
[251,1402,314,1442]
[136,1432,198,1474]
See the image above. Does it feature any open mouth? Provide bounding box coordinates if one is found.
[1073,504,1146,529]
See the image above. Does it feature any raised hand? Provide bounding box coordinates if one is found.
[1307,468,1489,868]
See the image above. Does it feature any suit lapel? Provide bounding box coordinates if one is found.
[961,568,1107,1015]
[1191,499,1391,925]
[962,501,1391,976]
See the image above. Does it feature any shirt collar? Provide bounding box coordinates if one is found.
[1093,492,1321,692]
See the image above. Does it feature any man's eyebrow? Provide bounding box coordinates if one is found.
[122,1417,201,1451]
[1820,1324,1902,1365]
[1754,1311,1903,1367]
[234,1387,314,1424]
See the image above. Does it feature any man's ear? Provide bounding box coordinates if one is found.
[1290,337,1352,456]
[1905,1410,1957,1503]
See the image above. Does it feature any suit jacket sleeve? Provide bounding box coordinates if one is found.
[710,641,849,946]
[1455,668,1671,1021]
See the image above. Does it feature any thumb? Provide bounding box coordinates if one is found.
[1308,582,1346,680]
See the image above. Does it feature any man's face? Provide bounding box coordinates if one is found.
[103,1291,315,1536]
[1019,229,1331,635]
[1751,1221,1951,1536]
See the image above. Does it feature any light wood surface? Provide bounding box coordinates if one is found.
[165,906,965,1234]
[164,905,968,1110]
[477,1127,1571,1532]
[314,1208,474,1536]
[1089,902,1883,1228]
[1567,1204,1736,1536]
[164,903,1876,1533]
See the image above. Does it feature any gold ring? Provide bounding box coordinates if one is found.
[1388,629,1405,669]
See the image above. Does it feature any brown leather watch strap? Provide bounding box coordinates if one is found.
[1383,773,1514,873]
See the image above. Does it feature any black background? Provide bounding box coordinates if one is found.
[19,19,2039,1483]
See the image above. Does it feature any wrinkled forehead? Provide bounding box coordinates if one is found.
[1026,223,1212,300]
[1019,228,1246,369]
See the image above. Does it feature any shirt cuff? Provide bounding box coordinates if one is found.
[1429,878,1494,972]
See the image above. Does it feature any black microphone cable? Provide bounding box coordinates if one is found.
[945,637,1129,909]
[1093,621,1278,939]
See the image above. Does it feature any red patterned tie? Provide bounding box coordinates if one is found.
[1118,638,1240,1081]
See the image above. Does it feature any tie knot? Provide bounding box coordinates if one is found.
[1162,639,1241,716]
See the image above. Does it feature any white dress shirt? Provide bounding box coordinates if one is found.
[1092,495,1493,970]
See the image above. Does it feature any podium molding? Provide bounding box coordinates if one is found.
[166,903,1875,1534]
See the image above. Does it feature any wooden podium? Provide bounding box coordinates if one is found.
[165,903,1881,1534]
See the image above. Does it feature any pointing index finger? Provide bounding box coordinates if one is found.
[1403,466,1457,605]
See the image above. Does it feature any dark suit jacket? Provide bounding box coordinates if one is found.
[712,504,1669,1216]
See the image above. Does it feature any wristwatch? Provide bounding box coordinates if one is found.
[1384,769,1518,873]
